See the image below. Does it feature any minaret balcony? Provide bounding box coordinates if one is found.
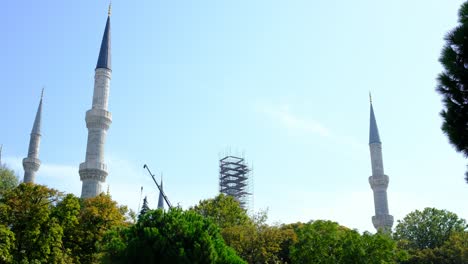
[95,68,112,77]
[22,157,41,171]
[368,175,389,189]
[79,161,108,182]
[85,109,112,130]
[372,214,394,230]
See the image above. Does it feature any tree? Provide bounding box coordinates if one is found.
[436,1,468,183]
[100,208,246,264]
[436,231,468,263]
[191,194,251,228]
[52,194,81,263]
[139,196,150,218]
[398,231,468,264]
[290,220,356,263]
[394,208,467,250]
[0,166,18,197]
[75,193,128,264]
[192,195,295,263]
[290,220,400,264]
[221,210,297,264]
[0,183,70,263]
[362,231,409,263]
[0,224,15,263]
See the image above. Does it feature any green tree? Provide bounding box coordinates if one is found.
[75,193,128,264]
[100,208,246,264]
[362,231,409,263]
[436,1,468,182]
[52,194,81,263]
[139,196,150,218]
[0,224,15,263]
[192,196,295,263]
[0,183,70,263]
[399,231,468,264]
[394,208,467,250]
[290,220,399,264]
[222,210,296,264]
[192,194,251,228]
[291,220,353,263]
[0,166,18,197]
[436,231,468,263]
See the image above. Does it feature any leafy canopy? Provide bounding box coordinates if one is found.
[100,208,246,264]
[394,207,467,250]
[437,1,468,182]
[191,194,251,228]
[0,166,18,197]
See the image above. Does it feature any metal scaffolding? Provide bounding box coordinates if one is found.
[219,155,252,210]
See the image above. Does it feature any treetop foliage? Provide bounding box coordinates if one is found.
[0,166,18,197]
[394,207,467,250]
[0,185,466,263]
[437,1,468,182]
[191,194,252,228]
[101,208,246,264]
[0,184,128,264]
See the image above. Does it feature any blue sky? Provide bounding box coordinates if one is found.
[1,0,467,232]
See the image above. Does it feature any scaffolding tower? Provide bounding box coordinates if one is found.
[219,155,252,210]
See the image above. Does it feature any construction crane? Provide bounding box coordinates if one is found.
[143,164,173,209]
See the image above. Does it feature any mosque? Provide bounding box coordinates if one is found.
[18,6,392,231]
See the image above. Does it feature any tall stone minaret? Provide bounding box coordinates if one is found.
[157,176,164,209]
[368,95,393,232]
[23,89,44,183]
[79,6,113,198]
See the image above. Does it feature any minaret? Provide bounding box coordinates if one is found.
[23,89,44,183]
[157,176,164,209]
[79,6,113,198]
[368,95,393,232]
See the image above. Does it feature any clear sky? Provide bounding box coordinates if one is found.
[1,0,467,232]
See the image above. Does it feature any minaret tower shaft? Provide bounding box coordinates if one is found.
[79,7,112,198]
[368,96,393,232]
[23,89,44,183]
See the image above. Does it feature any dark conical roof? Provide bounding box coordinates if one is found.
[157,177,164,209]
[369,103,381,144]
[31,92,43,135]
[96,16,111,70]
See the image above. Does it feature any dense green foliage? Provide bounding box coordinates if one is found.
[0,166,18,197]
[0,183,68,263]
[291,220,403,264]
[0,185,466,263]
[0,184,128,264]
[437,1,468,182]
[192,194,251,228]
[394,207,467,250]
[0,224,15,263]
[395,208,468,264]
[139,196,150,218]
[101,208,246,264]
[399,231,468,264]
[192,195,296,263]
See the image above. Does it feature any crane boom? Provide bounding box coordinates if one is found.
[143,164,173,209]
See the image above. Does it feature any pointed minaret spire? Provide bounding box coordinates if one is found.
[23,90,44,183]
[96,6,111,70]
[157,175,164,209]
[367,96,393,232]
[79,9,113,198]
[369,94,381,144]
